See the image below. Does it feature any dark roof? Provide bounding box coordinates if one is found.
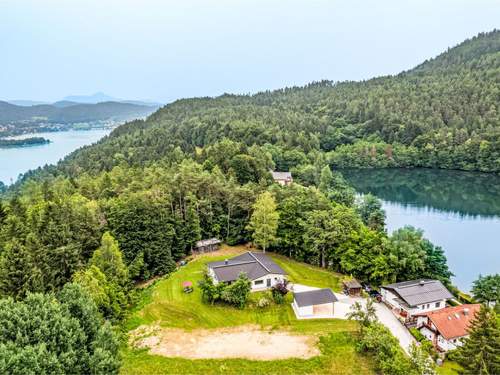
[343,279,362,289]
[293,288,338,307]
[382,279,453,307]
[195,238,221,248]
[271,171,292,180]
[207,252,286,282]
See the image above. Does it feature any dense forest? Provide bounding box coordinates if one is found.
[0,31,498,373]
[25,29,495,177]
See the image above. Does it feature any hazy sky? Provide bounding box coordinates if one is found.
[1,0,498,103]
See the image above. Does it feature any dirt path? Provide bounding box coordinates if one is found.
[130,325,320,360]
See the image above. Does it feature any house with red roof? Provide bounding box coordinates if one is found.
[417,304,481,352]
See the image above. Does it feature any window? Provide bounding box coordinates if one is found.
[266,278,271,287]
[254,280,264,285]
[435,302,440,308]
[427,304,430,309]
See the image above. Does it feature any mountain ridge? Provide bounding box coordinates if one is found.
[13,29,500,181]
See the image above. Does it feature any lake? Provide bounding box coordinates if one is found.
[343,168,500,291]
[0,129,111,184]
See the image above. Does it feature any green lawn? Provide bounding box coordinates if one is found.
[121,247,375,374]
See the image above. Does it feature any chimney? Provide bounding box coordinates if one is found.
[224,259,229,265]
[463,308,469,316]
[419,280,425,286]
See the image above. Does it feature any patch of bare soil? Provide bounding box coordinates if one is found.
[130,324,320,360]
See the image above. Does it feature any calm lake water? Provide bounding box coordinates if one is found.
[0,129,111,184]
[343,168,500,291]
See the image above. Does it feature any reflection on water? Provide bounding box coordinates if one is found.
[343,168,500,291]
[343,168,500,218]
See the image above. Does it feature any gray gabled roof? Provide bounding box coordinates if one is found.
[195,238,221,248]
[382,279,453,307]
[294,288,338,307]
[207,252,286,282]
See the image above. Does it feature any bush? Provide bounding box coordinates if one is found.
[257,297,271,308]
[410,327,426,342]
[271,280,289,304]
[221,274,252,309]
[199,271,251,309]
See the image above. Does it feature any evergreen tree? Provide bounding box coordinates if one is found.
[456,305,500,375]
[184,195,202,253]
[0,240,35,298]
[472,274,500,306]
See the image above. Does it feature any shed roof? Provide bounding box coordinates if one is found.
[207,252,286,282]
[382,279,453,307]
[418,304,481,339]
[271,171,292,180]
[195,238,221,248]
[343,279,362,289]
[294,288,338,307]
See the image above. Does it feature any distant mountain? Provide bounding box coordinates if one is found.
[61,92,162,107]
[0,100,159,125]
[62,92,117,104]
[52,100,80,108]
[7,100,49,106]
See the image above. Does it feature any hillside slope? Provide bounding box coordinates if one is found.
[0,101,158,124]
[38,30,500,175]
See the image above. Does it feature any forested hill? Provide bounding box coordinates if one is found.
[48,30,499,177]
[0,101,158,125]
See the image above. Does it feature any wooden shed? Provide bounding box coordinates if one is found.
[193,238,221,253]
[343,279,362,297]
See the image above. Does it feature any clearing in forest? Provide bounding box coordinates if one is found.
[122,245,376,374]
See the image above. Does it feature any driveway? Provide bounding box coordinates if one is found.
[290,283,415,353]
[373,303,415,354]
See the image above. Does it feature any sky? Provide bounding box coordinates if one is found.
[1,0,499,103]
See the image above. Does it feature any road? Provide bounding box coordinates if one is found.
[291,283,415,353]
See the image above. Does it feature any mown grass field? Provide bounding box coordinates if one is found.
[121,245,375,374]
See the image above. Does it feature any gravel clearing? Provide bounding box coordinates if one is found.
[131,324,320,360]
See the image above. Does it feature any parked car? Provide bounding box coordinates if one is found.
[369,290,382,302]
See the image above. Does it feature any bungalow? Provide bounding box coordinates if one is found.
[417,304,481,352]
[381,279,453,323]
[271,171,293,186]
[207,252,287,291]
[292,288,338,319]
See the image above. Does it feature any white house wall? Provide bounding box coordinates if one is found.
[251,274,286,291]
[381,288,446,316]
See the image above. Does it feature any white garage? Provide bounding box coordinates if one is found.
[292,288,337,319]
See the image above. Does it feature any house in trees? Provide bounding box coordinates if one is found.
[194,238,221,253]
[207,252,287,291]
[416,304,481,352]
[380,279,453,324]
[271,171,293,186]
